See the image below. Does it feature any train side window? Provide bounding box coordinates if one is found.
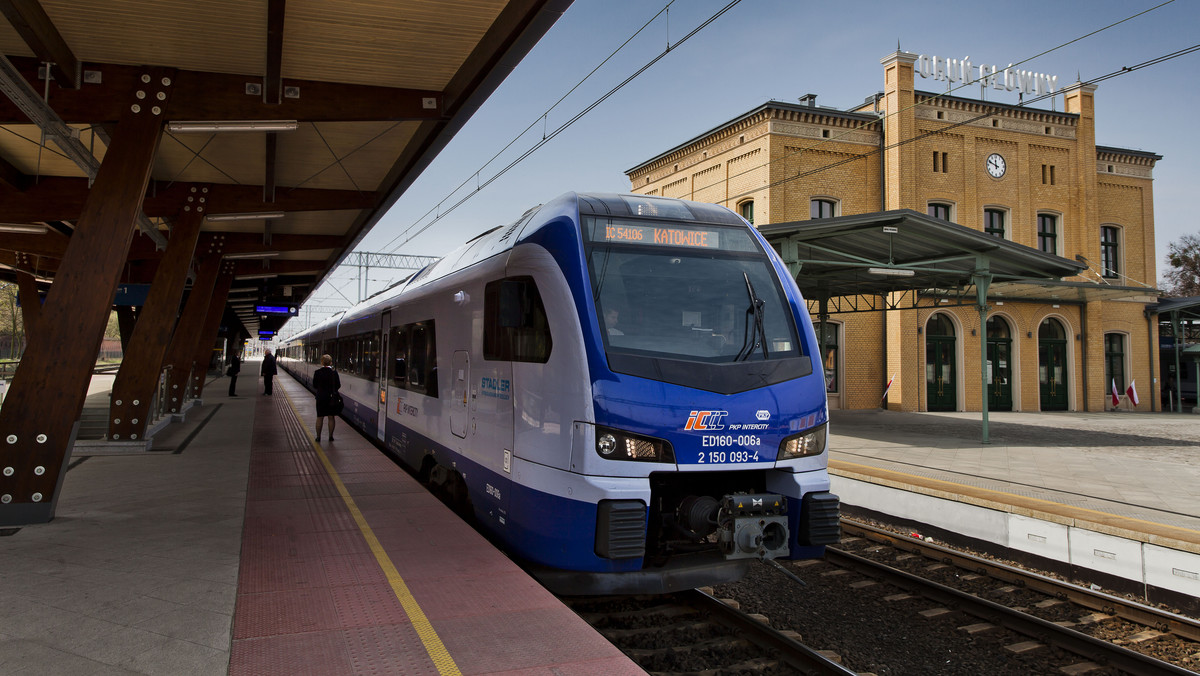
[362,332,378,382]
[390,326,408,388]
[484,277,552,363]
[407,321,439,398]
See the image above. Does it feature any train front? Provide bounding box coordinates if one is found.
[540,193,839,594]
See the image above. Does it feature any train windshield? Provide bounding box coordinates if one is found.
[583,217,801,366]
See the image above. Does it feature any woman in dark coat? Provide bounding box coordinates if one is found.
[313,353,341,441]
[227,352,241,396]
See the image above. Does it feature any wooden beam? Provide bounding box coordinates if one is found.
[0,57,443,124]
[265,0,285,106]
[13,269,40,339]
[0,67,172,526]
[160,254,222,411]
[108,208,205,441]
[0,177,377,223]
[0,154,31,191]
[0,0,79,88]
[187,272,233,400]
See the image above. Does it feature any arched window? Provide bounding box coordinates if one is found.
[927,202,953,222]
[810,198,837,219]
[1038,317,1066,340]
[1100,225,1121,278]
[984,208,1007,239]
[927,313,955,336]
[738,200,754,224]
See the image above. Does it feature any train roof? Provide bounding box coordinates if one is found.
[284,192,745,341]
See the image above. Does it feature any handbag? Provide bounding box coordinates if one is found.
[331,392,345,414]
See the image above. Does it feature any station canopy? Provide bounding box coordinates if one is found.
[756,210,1158,311]
[0,0,569,335]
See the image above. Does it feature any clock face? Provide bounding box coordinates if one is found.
[986,153,1006,178]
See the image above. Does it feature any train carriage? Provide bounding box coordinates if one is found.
[281,192,840,594]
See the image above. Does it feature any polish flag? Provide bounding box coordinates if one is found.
[1126,380,1139,407]
[1111,379,1120,408]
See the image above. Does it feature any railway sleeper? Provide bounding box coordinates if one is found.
[623,635,756,661]
[600,619,722,642]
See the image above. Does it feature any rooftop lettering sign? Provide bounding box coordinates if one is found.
[915,54,1059,98]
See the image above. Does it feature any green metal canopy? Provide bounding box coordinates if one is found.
[760,209,1086,302]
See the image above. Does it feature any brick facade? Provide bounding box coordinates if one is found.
[627,51,1162,412]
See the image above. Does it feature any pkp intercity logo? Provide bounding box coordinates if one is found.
[685,410,728,431]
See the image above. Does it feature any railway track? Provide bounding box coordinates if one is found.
[833,519,1200,675]
[565,589,857,675]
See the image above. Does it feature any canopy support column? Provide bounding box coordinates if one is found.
[188,272,234,401]
[973,260,992,444]
[161,253,223,414]
[0,71,171,525]
[108,205,205,441]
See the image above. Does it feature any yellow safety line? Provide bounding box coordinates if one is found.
[281,388,462,676]
[831,459,1200,538]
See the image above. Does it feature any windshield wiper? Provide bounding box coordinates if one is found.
[734,272,769,361]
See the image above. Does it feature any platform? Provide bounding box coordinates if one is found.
[0,365,639,675]
[827,408,1200,603]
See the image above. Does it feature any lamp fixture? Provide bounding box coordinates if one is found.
[236,273,278,280]
[206,212,286,222]
[167,120,298,133]
[0,223,49,234]
[867,267,915,277]
[223,252,281,260]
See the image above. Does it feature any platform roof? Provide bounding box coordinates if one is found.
[0,0,570,335]
[759,209,1093,306]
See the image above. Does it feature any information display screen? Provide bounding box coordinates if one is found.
[255,305,297,315]
[602,222,719,249]
[585,217,758,253]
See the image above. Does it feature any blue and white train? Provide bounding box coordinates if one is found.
[280,192,839,594]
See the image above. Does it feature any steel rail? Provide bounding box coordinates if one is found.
[825,546,1196,676]
[841,519,1200,642]
[681,588,859,676]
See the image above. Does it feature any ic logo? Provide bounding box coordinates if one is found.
[755,410,770,421]
[685,410,728,431]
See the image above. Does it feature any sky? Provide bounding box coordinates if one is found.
[296,0,1200,323]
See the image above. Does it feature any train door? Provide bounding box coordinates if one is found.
[450,351,469,438]
[377,311,391,440]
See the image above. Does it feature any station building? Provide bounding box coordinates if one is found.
[626,51,1164,413]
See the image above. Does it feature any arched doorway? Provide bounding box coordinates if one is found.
[1038,317,1069,411]
[987,316,1013,411]
[925,314,956,411]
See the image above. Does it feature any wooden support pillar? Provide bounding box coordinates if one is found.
[188,272,234,400]
[161,254,223,414]
[108,206,205,441]
[13,269,40,340]
[116,306,138,350]
[0,68,174,526]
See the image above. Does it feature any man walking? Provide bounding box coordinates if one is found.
[261,349,278,395]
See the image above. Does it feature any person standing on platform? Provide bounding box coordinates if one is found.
[227,351,242,397]
[313,354,341,441]
[261,349,278,396]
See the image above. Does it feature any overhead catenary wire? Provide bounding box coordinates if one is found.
[373,0,681,255]
[378,0,743,255]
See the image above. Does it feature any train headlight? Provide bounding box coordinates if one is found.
[594,426,674,463]
[778,424,827,459]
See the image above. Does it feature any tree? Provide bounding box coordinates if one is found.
[1162,234,1200,297]
[0,282,23,360]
